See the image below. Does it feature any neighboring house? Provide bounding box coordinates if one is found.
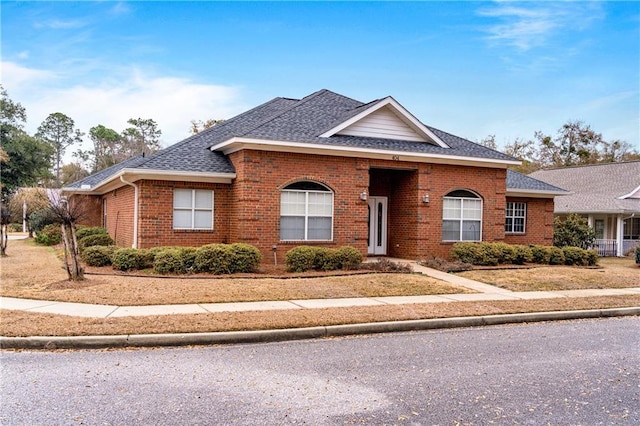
[530,161,640,256]
[62,89,565,262]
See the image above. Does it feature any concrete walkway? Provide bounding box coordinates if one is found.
[2,259,639,318]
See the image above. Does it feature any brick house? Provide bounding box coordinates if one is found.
[63,89,566,262]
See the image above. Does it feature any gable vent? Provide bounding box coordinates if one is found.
[337,106,427,142]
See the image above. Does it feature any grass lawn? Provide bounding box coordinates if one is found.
[1,237,638,338]
[456,257,640,292]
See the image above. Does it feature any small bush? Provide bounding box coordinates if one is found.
[548,247,566,265]
[333,246,363,270]
[553,213,596,249]
[153,248,187,274]
[451,242,499,266]
[285,246,321,272]
[511,245,533,265]
[194,244,235,274]
[561,246,598,266]
[285,246,363,272]
[78,233,114,253]
[76,226,108,240]
[229,243,262,273]
[112,248,153,271]
[34,223,61,246]
[530,245,551,264]
[82,245,117,267]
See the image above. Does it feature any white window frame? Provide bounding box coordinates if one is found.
[442,192,483,242]
[173,189,214,230]
[280,183,333,241]
[505,202,527,234]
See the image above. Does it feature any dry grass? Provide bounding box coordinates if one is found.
[2,295,639,337]
[0,239,470,305]
[456,257,640,291]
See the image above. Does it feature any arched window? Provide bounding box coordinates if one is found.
[280,181,333,241]
[442,190,482,241]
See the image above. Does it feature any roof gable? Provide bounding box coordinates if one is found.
[319,97,448,148]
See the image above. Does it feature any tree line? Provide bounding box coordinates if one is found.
[479,121,639,174]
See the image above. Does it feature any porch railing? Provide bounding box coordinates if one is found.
[593,239,640,256]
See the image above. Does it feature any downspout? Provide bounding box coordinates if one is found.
[120,176,139,249]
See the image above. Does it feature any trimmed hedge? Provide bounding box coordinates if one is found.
[78,233,114,253]
[285,246,363,272]
[76,226,108,240]
[81,245,117,267]
[34,224,61,246]
[112,248,154,271]
[451,242,597,266]
[152,247,198,274]
[193,243,262,274]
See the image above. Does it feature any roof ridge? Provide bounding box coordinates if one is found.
[234,89,332,138]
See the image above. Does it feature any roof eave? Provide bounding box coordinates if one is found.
[62,169,236,195]
[506,189,570,198]
[213,137,520,168]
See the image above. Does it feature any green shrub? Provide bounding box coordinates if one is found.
[450,242,499,266]
[229,243,262,273]
[76,226,108,240]
[561,246,598,266]
[530,245,551,264]
[285,246,363,272]
[153,248,187,274]
[490,242,516,264]
[553,213,596,249]
[112,248,153,271]
[548,247,566,265]
[34,223,61,246]
[285,246,319,272]
[511,245,533,265]
[333,246,363,270]
[82,245,117,267]
[78,233,114,253]
[194,244,235,274]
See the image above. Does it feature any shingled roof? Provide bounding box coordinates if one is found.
[529,161,640,213]
[64,89,528,193]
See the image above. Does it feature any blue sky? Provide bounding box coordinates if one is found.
[2,1,638,160]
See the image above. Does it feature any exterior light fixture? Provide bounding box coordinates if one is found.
[422,194,430,203]
[360,191,368,201]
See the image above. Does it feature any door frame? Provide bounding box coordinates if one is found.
[368,196,388,255]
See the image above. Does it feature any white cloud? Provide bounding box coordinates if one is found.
[34,18,89,30]
[478,2,605,51]
[2,62,248,161]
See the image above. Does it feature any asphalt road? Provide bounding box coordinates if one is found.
[2,317,638,425]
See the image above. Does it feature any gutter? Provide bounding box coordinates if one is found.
[119,175,139,249]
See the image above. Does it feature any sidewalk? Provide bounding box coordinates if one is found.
[2,259,639,318]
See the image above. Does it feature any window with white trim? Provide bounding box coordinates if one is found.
[173,189,213,230]
[442,190,482,241]
[280,181,333,241]
[505,202,527,234]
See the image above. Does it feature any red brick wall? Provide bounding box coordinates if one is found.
[70,194,103,227]
[504,197,555,246]
[136,180,231,248]
[102,185,136,247]
[228,150,370,263]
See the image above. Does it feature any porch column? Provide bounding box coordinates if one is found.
[616,215,624,257]
[587,215,594,228]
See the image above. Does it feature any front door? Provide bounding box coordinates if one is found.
[368,197,388,255]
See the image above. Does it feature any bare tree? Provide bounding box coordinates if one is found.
[46,192,86,281]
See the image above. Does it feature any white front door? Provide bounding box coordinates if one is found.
[368,197,388,255]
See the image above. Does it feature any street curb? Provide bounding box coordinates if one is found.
[2,307,639,350]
